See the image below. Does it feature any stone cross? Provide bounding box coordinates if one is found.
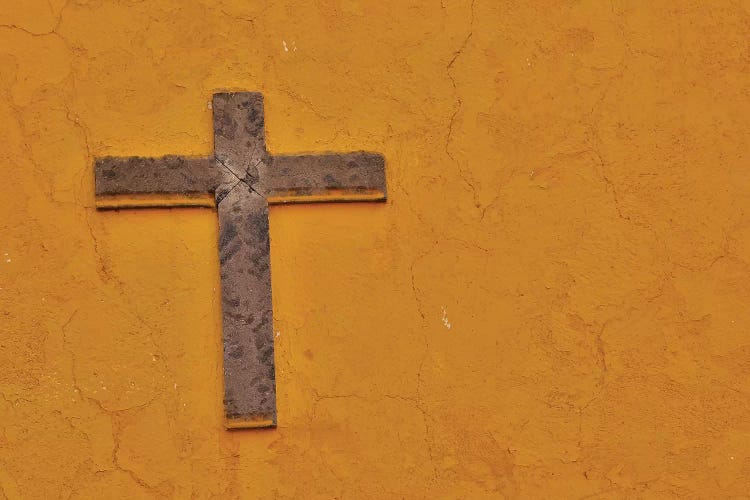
[95,92,387,428]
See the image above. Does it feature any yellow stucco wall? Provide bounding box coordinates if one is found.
[1,0,749,497]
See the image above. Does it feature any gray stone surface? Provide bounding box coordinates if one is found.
[95,155,218,196]
[212,92,278,427]
[268,152,386,201]
[94,91,387,428]
[212,92,270,189]
[217,184,276,425]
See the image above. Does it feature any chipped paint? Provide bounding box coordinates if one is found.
[441,306,452,330]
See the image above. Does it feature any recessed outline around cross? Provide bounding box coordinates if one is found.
[94,92,387,429]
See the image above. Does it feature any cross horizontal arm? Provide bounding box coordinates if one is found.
[95,156,219,208]
[265,152,386,203]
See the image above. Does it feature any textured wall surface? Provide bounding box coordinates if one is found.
[1,0,749,498]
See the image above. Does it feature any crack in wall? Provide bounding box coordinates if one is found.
[60,305,168,491]
[445,0,479,210]
[0,0,71,39]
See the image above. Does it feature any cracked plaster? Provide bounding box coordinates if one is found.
[1,0,749,497]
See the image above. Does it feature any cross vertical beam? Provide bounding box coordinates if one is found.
[212,93,277,427]
[94,92,387,428]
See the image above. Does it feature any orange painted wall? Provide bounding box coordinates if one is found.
[1,0,749,497]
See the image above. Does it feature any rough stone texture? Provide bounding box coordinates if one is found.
[217,185,276,426]
[213,92,270,188]
[268,152,387,201]
[95,156,218,196]
[212,92,279,427]
[1,0,750,498]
